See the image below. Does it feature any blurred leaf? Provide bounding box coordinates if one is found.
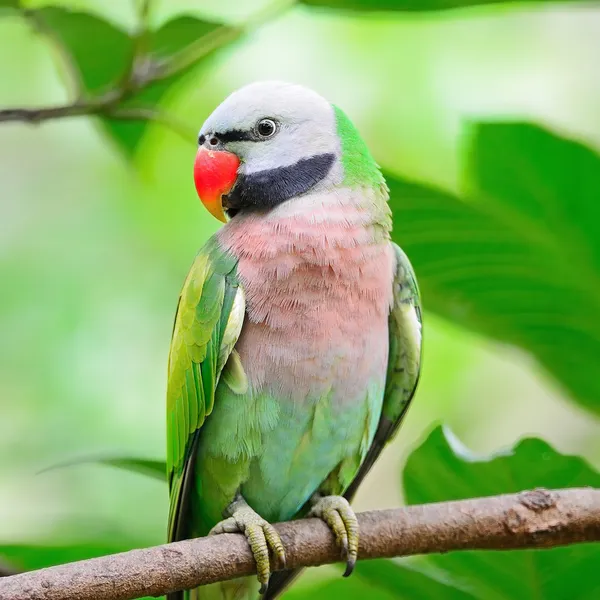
[301,0,590,11]
[30,8,231,155]
[33,8,133,94]
[402,426,600,599]
[0,0,19,15]
[283,571,396,600]
[40,455,166,481]
[283,560,476,599]
[103,16,227,156]
[354,560,478,599]
[150,16,222,58]
[387,122,600,415]
[99,457,166,480]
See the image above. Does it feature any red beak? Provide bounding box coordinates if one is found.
[193,147,240,222]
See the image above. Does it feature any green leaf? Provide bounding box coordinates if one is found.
[283,571,397,600]
[33,8,133,94]
[30,8,232,155]
[0,0,19,14]
[386,122,600,415]
[99,457,166,481]
[40,455,167,481]
[301,0,590,12]
[354,560,478,599]
[284,560,477,599]
[102,16,226,156]
[403,426,600,599]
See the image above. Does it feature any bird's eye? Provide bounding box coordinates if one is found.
[256,118,277,138]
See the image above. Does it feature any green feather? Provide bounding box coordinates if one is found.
[166,234,241,550]
[333,104,385,189]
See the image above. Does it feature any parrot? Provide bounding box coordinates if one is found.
[166,81,422,600]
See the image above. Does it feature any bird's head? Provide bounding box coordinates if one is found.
[193,81,382,222]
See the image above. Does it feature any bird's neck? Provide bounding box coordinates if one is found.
[219,184,391,252]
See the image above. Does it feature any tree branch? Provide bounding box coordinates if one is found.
[0,0,296,125]
[0,91,123,124]
[0,488,598,600]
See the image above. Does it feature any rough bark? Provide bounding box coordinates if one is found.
[0,487,598,600]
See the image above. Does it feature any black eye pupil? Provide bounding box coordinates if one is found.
[258,120,275,137]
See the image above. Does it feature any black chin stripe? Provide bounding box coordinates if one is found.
[224,152,336,211]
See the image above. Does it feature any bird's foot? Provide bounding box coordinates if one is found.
[309,494,358,577]
[209,495,286,594]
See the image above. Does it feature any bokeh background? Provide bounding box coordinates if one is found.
[1,0,600,598]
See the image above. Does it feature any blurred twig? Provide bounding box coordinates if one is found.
[0,488,598,600]
[0,91,123,124]
[0,0,296,125]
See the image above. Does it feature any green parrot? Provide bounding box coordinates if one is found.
[166,81,422,600]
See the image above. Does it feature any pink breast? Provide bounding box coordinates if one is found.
[218,203,394,404]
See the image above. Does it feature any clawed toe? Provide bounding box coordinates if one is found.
[210,496,286,593]
[309,495,359,577]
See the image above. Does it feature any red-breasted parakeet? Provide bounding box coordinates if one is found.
[166,81,422,600]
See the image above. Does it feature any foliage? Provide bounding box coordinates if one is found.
[0,0,598,599]
[387,122,600,415]
[300,0,590,12]
[401,426,600,599]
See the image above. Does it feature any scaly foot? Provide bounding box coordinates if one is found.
[209,495,286,594]
[309,494,359,577]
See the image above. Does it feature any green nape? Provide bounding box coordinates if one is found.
[333,104,385,189]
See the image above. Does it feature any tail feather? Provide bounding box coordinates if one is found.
[264,569,303,600]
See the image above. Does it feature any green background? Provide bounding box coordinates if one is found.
[1,0,599,598]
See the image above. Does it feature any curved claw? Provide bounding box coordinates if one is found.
[210,496,286,594]
[309,495,359,577]
[343,556,356,578]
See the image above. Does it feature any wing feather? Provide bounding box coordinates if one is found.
[166,236,243,544]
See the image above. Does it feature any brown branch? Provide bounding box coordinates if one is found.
[0,488,598,600]
[0,0,295,126]
[0,91,122,124]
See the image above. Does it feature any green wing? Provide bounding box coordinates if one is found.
[166,235,244,542]
[345,242,422,500]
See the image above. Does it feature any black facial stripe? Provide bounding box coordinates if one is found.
[224,152,336,212]
[215,129,256,143]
